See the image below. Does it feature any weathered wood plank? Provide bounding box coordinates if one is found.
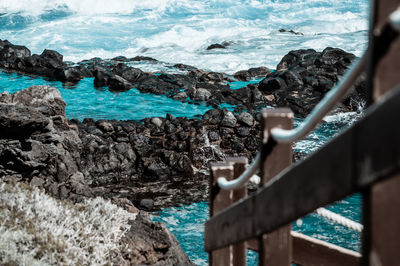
[363,3,400,263]
[368,173,400,266]
[246,238,258,251]
[226,157,248,266]
[247,232,361,266]
[291,231,361,266]
[204,87,400,252]
[208,162,234,266]
[205,115,355,251]
[259,108,293,266]
[372,1,400,102]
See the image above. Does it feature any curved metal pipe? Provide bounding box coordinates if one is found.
[217,153,261,190]
[390,8,400,32]
[217,52,367,190]
[271,52,368,143]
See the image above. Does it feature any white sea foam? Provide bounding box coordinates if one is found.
[0,0,369,73]
[0,0,199,16]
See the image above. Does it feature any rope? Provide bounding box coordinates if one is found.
[315,207,363,233]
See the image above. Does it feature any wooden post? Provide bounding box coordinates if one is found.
[226,157,248,266]
[259,108,293,266]
[209,162,234,266]
[363,1,400,265]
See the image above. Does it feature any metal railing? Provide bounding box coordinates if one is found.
[218,52,367,190]
[206,6,400,266]
[217,8,400,191]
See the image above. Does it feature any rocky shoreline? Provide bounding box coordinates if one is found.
[0,39,365,117]
[0,41,367,265]
[0,85,262,210]
[0,41,367,209]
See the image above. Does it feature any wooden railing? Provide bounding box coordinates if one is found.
[204,2,400,265]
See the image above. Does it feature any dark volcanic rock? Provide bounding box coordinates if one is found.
[0,105,49,139]
[139,199,154,210]
[120,214,194,265]
[0,86,80,184]
[0,40,86,83]
[0,44,31,66]
[54,67,85,83]
[0,41,367,118]
[203,109,222,125]
[258,47,366,117]
[173,63,197,71]
[206,43,226,50]
[0,86,262,210]
[111,63,144,83]
[130,56,158,62]
[93,65,133,91]
[220,111,237,128]
[0,86,198,264]
[236,112,254,127]
[193,88,212,101]
[233,67,270,81]
[279,29,304,35]
[40,49,65,68]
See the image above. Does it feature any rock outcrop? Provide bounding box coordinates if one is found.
[257,47,366,117]
[120,214,194,265]
[0,85,261,210]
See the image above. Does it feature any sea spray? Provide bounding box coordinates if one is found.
[0,0,369,72]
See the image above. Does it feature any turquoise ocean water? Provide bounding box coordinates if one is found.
[0,69,362,265]
[0,0,368,264]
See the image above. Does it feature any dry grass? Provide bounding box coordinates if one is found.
[0,181,136,266]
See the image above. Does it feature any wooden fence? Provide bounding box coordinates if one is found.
[204,1,400,265]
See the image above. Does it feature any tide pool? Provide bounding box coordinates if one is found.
[0,70,217,121]
[228,78,263,90]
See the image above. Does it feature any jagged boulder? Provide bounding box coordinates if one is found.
[258,47,366,116]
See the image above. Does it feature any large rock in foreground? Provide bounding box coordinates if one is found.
[0,180,193,265]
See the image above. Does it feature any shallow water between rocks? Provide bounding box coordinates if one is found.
[0,70,362,265]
